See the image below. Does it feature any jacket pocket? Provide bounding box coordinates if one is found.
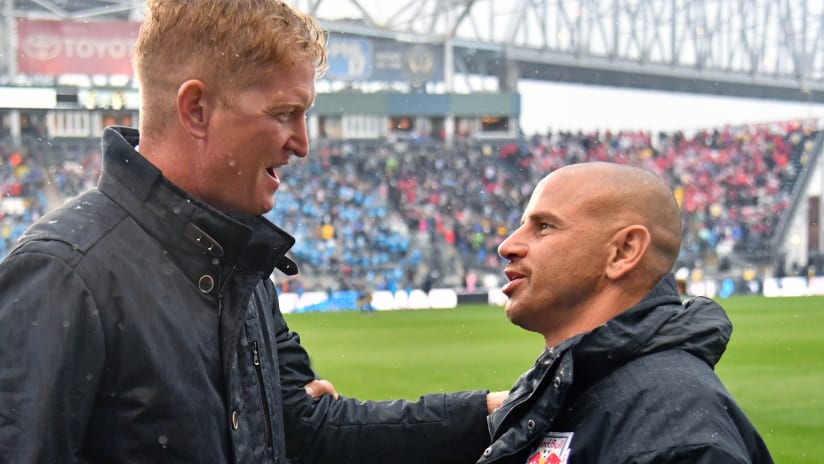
[250,339,274,448]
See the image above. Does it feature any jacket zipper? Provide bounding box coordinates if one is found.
[251,340,274,447]
[217,266,272,447]
[216,265,237,317]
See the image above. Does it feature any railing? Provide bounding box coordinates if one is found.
[771,130,824,252]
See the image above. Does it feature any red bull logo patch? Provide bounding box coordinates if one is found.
[526,432,573,464]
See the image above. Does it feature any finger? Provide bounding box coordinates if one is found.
[304,379,339,400]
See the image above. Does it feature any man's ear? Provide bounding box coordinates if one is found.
[605,225,650,280]
[176,79,210,139]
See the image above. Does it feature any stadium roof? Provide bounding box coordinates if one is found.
[5,0,824,100]
[4,0,144,20]
[7,0,143,20]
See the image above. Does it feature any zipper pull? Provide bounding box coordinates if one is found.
[252,340,260,366]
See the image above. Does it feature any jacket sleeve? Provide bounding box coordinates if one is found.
[273,303,491,464]
[0,251,105,463]
[625,444,763,464]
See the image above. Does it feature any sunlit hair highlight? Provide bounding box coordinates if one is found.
[134,0,327,136]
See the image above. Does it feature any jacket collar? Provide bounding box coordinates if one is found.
[98,126,298,281]
[570,274,732,382]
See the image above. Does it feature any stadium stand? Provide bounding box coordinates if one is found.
[1,121,819,293]
[0,139,100,257]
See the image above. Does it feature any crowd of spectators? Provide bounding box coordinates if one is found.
[264,142,423,294]
[0,142,99,258]
[1,119,818,292]
[361,121,817,288]
[1,145,46,258]
[517,122,816,272]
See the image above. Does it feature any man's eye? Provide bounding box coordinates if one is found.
[268,110,295,122]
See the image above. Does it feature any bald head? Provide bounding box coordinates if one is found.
[541,162,682,276]
[499,162,683,345]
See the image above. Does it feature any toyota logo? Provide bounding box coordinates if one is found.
[22,34,62,61]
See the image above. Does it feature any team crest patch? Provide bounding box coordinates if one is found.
[525,432,573,464]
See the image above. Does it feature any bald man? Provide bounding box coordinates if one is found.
[477,163,773,464]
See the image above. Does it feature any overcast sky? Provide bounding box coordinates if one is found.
[516,80,824,135]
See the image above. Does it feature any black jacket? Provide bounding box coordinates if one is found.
[0,126,489,463]
[478,275,773,464]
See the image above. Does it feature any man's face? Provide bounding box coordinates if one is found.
[497,171,611,338]
[197,60,316,215]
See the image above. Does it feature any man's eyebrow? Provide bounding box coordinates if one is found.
[525,211,552,222]
[266,92,314,112]
[524,211,562,225]
[265,102,304,113]
[272,102,300,109]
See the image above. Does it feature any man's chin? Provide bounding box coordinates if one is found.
[232,201,273,217]
[253,194,276,215]
[504,303,518,323]
[505,303,533,330]
[255,204,274,216]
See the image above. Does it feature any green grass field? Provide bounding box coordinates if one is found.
[284,295,824,463]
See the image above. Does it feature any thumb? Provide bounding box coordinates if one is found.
[304,383,316,397]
